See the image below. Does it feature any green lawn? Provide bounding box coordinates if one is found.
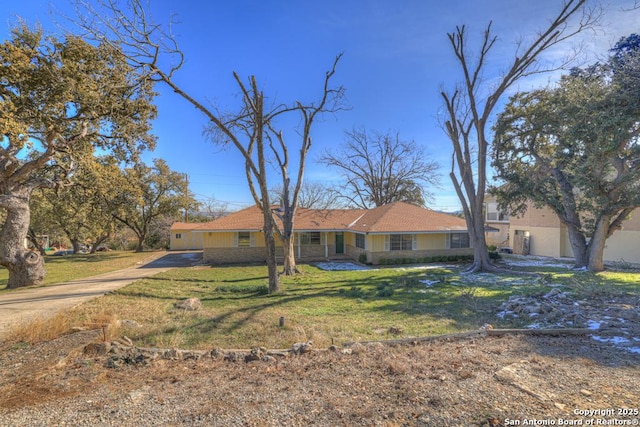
[68,260,640,350]
[0,251,163,290]
[7,254,638,349]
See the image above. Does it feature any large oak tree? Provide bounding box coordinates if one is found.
[111,158,194,252]
[492,35,640,271]
[0,25,156,288]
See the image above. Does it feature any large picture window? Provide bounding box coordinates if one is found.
[355,234,365,249]
[300,232,321,245]
[390,234,413,251]
[450,233,470,249]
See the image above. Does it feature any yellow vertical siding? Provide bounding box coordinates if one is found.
[416,234,447,250]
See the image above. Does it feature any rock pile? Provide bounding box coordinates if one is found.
[86,339,317,368]
[496,287,640,354]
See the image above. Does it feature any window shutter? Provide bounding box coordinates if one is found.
[233,232,239,247]
[412,235,417,250]
[250,233,255,247]
[384,235,390,251]
[446,234,451,249]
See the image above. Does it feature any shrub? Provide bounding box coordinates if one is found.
[339,286,366,298]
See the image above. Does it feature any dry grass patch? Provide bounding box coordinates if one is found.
[5,307,123,345]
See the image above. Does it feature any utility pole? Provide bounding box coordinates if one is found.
[183,173,190,222]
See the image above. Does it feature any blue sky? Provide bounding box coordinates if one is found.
[2,1,638,211]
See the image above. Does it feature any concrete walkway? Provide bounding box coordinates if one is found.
[0,251,202,339]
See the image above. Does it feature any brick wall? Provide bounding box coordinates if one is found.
[369,248,473,264]
[205,244,473,266]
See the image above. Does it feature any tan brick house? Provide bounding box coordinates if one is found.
[192,201,471,265]
[483,198,640,264]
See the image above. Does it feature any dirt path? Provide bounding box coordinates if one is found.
[0,251,202,339]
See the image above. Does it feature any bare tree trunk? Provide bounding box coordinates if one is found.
[261,208,280,293]
[90,233,110,254]
[468,206,495,272]
[565,225,588,268]
[135,237,144,253]
[282,235,297,275]
[587,215,610,272]
[0,191,45,289]
[70,238,81,255]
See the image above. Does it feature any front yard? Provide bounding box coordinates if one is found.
[64,256,640,351]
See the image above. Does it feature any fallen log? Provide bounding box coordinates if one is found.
[486,328,592,336]
[342,330,486,347]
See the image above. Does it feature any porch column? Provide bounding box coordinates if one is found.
[325,232,329,258]
[297,233,301,258]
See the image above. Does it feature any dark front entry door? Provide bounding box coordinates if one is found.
[335,232,344,254]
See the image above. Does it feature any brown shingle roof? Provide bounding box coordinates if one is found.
[193,206,264,231]
[170,222,210,231]
[193,201,467,234]
[351,201,468,234]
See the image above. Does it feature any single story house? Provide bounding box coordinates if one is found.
[170,222,204,250]
[193,201,472,265]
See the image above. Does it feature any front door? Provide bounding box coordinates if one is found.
[335,232,344,254]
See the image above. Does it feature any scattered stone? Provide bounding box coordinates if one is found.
[173,298,202,311]
[554,402,566,411]
[83,342,111,356]
[116,336,133,347]
[495,363,554,402]
[118,319,141,328]
[223,351,243,362]
[292,341,313,355]
[245,347,267,362]
[580,389,593,397]
[210,348,224,359]
[341,348,353,355]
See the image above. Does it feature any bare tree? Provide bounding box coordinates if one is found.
[198,197,229,221]
[320,127,440,208]
[440,0,600,272]
[270,181,339,210]
[73,0,344,290]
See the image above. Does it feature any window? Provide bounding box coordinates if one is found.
[485,202,510,222]
[355,234,365,249]
[450,233,470,248]
[238,232,251,247]
[175,233,182,239]
[390,234,413,251]
[300,232,321,245]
